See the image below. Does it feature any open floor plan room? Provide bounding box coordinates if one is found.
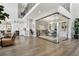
[0,3,79,56]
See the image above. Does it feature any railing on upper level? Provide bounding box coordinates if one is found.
[18,3,36,18]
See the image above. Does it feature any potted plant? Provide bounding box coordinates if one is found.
[74,18,79,39]
[0,5,9,23]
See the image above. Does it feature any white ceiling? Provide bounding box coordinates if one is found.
[26,3,60,20]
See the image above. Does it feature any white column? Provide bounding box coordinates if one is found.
[68,19,72,39]
[57,22,59,43]
[67,3,73,39]
[32,20,36,37]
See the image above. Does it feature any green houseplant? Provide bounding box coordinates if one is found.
[0,5,9,23]
[74,18,79,39]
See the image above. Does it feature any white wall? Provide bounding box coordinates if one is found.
[0,3,29,36]
[71,3,79,18]
[69,3,79,38]
[0,3,18,31]
[0,3,18,20]
[11,19,29,36]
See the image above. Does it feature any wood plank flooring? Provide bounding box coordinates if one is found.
[0,36,79,56]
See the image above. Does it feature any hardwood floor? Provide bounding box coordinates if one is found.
[0,36,79,56]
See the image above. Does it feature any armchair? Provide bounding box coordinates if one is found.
[0,32,16,47]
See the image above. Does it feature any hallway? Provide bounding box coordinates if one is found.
[0,36,79,56]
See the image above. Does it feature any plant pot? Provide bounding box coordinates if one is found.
[74,35,79,39]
